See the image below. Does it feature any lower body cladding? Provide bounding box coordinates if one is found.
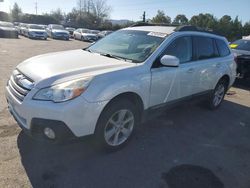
[5,86,108,142]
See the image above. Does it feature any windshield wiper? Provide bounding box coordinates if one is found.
[100,53,135,63]
[83,48,93,53]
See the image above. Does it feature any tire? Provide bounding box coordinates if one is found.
[208,79,228,110]
[94,99,139,151]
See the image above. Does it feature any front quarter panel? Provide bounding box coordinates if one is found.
[82,65,151,109]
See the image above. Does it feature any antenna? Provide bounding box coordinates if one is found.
[35,0,38,15]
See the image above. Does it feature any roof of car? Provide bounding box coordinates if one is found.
[123,26,176,34]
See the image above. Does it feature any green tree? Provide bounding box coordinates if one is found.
[173,14,188,25]
[151,10,171,24]
[50,8,64,23]
[11,2,22,22]
[243,21,250,36]
[189,13,216,29]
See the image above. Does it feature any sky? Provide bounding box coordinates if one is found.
[0,0,249,23]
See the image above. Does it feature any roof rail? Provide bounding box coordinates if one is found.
[175,25,222,36]
[130,22,180,27]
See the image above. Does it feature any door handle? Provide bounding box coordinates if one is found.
[187,68,195,73]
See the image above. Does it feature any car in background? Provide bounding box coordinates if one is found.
[39,24,47,30]
[20,23,28,36]
[0,21,18,38]
[230,38,250,79]
[98,30,113,39]
[46,24,70,40]
[27,24,47,40]
[73,28,98,42]
[65,27,75,38]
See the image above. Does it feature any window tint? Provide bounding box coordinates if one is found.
[194,36,218,60]
[216,39,230,56]
[164,36,192,64]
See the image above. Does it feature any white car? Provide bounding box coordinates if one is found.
[6,25,236,150]
[73,28,98,42]
[27,24,47,40]
[46,24,70,40]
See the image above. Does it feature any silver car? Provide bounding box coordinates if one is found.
[6,25,236,150]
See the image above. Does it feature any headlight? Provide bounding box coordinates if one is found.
[33,77,92,102]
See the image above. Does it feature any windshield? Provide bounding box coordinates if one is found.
[88,30,166,63]
[52,25,64,30]
[230,39,250,51]
[29,25,44,30]
[0,22,14,28]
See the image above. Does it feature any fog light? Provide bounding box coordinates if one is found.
[44,127,56,139]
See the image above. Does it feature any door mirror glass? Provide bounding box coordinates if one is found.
[160,55,180,67]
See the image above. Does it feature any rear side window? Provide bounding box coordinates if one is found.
[164,36,192,64]
[193,36,218,60]
[216,39,231,57]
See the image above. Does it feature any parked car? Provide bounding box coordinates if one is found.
[6,25,236,150]
[98,30,113,39]
[65,27,75,38]
[73,28,98,42]
[230,38,250,79]
[0,21,18,38]
[19,23,28,36]
[46,24,70,40]
[27,24,47,40]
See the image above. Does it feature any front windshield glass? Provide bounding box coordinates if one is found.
[88,30,166,63]
[29,25,44,30]
[231,39,250,51]
[52,25,64,30]
[0,22,14,28]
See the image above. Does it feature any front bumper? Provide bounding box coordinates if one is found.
[29,33,47,39]
[6,85,108,140]
[52,33,69,39]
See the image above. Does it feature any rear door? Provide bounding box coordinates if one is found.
[191,36,220,94]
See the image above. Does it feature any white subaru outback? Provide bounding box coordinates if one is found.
[6,25,236,150]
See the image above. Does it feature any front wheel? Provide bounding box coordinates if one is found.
[94,99,138,150]
[208,79,227,110]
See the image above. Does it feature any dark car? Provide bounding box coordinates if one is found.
[0,21,18,38]
[65,27,75,38]
[230,38,250,79]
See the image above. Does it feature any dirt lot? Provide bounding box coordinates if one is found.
[0,37,250,188]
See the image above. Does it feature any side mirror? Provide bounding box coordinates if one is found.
[160,55,180,67]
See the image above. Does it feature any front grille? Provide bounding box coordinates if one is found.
[35,32,44,35]
[8,70,34,102]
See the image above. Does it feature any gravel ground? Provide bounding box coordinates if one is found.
[0,36,250,188]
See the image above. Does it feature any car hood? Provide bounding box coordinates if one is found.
[52,29,68,33]
[17,49,135,86]
[29,29,46,32]
[0,27,16,31]
[232,49,250,56]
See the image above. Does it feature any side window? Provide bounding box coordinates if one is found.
[164,36,192,64]
[193,36,218,60]
[216,39,230,57]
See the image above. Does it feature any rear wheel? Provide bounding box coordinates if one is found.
[208,79,228,110]
[95,99,138,150]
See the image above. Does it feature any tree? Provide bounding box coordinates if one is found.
[243,21,250,36]
[151,10,171,24]
[189,13,216,29]
[50,8,64,23]
[11,3,22,22]
[173,14,188,25]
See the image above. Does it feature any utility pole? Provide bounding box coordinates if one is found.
[142,11,146,22]
[35,0,38,15]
